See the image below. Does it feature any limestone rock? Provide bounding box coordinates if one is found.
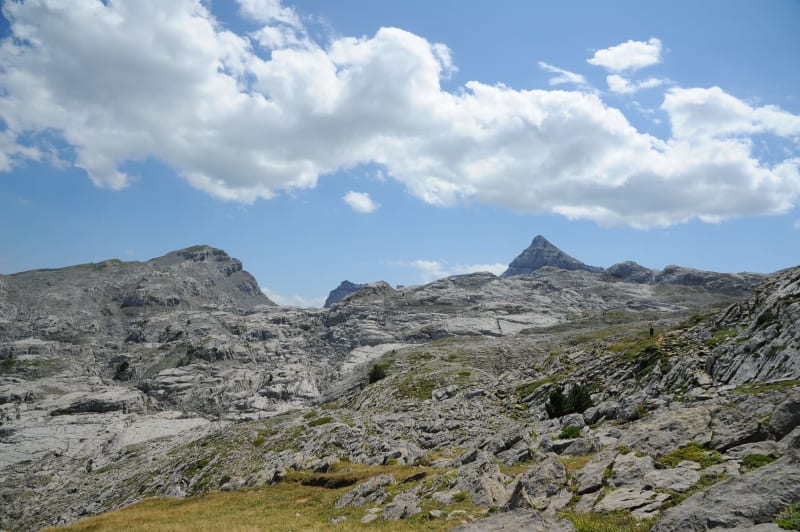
[595,487,669,515]
[452,510,576,531]
[643,465,701,492]
[652,456,800,531]
[574,449,618,494]
[609,452,655,487]
[456,452,511,507]
[769,390,800,438]
[504,454,568,512]
[382,489,421,520]
[335,474,395,508]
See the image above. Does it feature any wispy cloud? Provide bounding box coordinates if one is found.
[537,61,589,87]
[393,259,506,283]
[262,287,325,307]
[606,74,665,95]
[588,38,662,72]
[343,191,379,213]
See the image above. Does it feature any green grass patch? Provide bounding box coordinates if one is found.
[704,328,739,349]
[560,510,655,531]
[741,453,776,470]
[307,416,333,428]
[50,464,465,532]
[733,379,800,396]
[656,442,722,468]
[396,376,438,401]
[514,376,559,400]
[777,502,800,530]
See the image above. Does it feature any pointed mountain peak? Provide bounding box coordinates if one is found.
[501,235,603,277]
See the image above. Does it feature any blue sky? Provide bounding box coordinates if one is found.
[0,1,798,306]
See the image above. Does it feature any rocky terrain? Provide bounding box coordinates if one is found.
[0,238,798,531]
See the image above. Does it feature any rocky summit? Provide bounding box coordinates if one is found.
[501,235,604,276]
[1,239,799,531]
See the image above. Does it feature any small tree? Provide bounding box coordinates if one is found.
[546,386,567,418]
[368,361,389,383]
[546,383,593,419]
[567,383,593,414]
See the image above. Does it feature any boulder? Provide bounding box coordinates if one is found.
[504,454,569,512]
[456,452,511,507]
[652,456,800,531]
[382,489,421,520]
[617,406,712,455]
[643,465,701,492]
[595,487,670,518]
[574,449,618,494]
[769,390,800,438]
[609,452,655,487]
[335,474,395,508]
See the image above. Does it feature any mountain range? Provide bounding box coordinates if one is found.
[0,237,798,531]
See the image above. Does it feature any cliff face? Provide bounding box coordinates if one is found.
[501,235,603,276]
[0,244,797,532]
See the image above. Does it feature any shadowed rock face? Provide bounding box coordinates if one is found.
[501,235,604,277]
[324,280,366,307]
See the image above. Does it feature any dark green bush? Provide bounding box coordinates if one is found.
[368,361,390,383]
[546,383,593,419]
[559,425,582,439]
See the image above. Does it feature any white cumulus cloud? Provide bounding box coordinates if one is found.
[663,86,800,139]
[0,3,798,228]
[588,38,662,72]
[343,191,379,213]
[607,74,665,95]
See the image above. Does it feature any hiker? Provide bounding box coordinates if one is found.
[649,325,654,339]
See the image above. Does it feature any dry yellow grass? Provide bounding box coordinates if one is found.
[46,464,481,532]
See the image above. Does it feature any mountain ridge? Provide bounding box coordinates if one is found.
[1,241,798,531]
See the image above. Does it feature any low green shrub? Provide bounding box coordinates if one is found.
[777,502,800,530]
[559,425,582,439]
[741,453,776,470]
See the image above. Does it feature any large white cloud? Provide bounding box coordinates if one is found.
[587,38,663,72]
[663,86,800,139]
[0,1,798,227]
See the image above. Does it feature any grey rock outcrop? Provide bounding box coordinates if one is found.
[452,510,576,531]
[652,456,800,531]
[607,261,658,283]
[502,235,603,277]
[324,280,367,307]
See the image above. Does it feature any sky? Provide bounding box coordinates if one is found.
[0,0,799,307]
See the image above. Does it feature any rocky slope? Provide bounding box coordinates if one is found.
[0,240,797,531]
